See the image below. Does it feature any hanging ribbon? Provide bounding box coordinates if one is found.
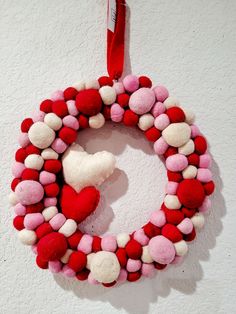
[107,0,126,80]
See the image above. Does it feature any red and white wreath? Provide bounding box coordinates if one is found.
[9,74,215,287]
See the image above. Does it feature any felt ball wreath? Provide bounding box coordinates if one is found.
[10,74,215,286]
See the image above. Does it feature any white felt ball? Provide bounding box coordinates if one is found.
[99,86,116,105]
[116,233,130,248]
[44,113,62,131]
[89,113,105,129]
[73,81,85,91]
[141,246,154,263]
[18,229,37,245]
[162,122,191,147]
[174,240,188,256]
[85,79,100,90]
[24,154,44,170]
[60,249,73,264]
[182,165,197,179]
[59,219,77,237]
[41,148,58,160]
[191,213,205,229]
[138,114,154,131]
[178,139,194,155]
[86,253,95,270]
[42,206,58,221]
[164,195,181,209]
[164,97,180,109]
[183,108,195,124]
[28,122,55,149]
[8,192,18,205]
[90,251,120,283]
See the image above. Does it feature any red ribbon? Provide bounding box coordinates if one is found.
[107,0,126,80]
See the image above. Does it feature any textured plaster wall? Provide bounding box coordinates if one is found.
[0,0,236,313]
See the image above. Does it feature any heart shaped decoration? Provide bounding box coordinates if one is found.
[60,185,100,223]
[62,144,116,193]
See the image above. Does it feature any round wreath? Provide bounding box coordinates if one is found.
[9,74,215,287]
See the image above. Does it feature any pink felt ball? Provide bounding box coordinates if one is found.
[165,181,179,195]
[123,75,139,92]
[14,203,26,216]
[44,197,57,207]
[148,235,176,264]
[77,234,93,254]
[154,114,170,131]
[126,258,142,272]
[141,263,155,278]
[51,90,64,101]
[199,154,212,168]
[101,235,117,252]
[190,125,201,138]
[133,229,149,246]
[50,213,66,230]
[129,88,155,115]
[18,132,30,148]
[151,102,166,117]
[117,269,128,283]
[51,138,68,154]
[24,213,44,230]
[197,168,212,183]
[67,100,79,116]
[153,85,169,102]
[199,197,211,213]
[113,82,125,94]
[177,218,193,234]
[150,210,166,227]
[62,115,79,130]
[110,103,125,122]
[15,180,44,205]
[153,137,169,155]
[62,265,76,277]
[12,162,25,178]
[87,273,99,285]
[48,260,62,273]
[32,110,46,122]
[39,171,56,185]
[166,154,188,172]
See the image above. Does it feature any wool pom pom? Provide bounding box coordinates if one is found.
[129,88,155,115]
[123,110,139,126]
[21,118,33,132]
[13,216,25,231]
[162,122,191,147]
[44,159,62,173]
[153,86,169,102]
[138,113,154,131]
[145,127,161,142]
[161,224,183,242]
[52,100,68,118]
[76,89,102,116]
[44,113,62,131]
[148,235,175,264]
[78,114,89,129]
[194,136,207,154]
[203,181,215,195]
[139,76,152,88]
[174,240,188,256]
[28,122,55,149]
[99,86,116,105]
[127,271,141,282]
[98,76,113,87]
[18,229,37,245]
[123,74,139,92]
[63,87,78,101]
[116,233,130,248]
[15,180,44,205]
[89,113,105,129]
[68,251,87,272]
[37,232,67,261]
[35,222,53,239]
[40,99,53,113]
[166,107,185,123]
[177,179,205,208]
[117,93,130,107]
[125,239,142,259]
[67,231,83,250]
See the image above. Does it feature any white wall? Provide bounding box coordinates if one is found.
[0,0,236,313]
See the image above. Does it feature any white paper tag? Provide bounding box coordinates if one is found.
[107,0,116,32]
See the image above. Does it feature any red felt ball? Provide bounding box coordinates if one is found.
[25,145,41,155]
[21,118,33,133]
[26,202,44,214]
[143,222,161,238]
[127,271,141,282]
[166,107,185,123]
[76,89,102,116]
[162,206,185,225]
[36,222,53,239]
[164,147,178,159]
[103,281,117,287]
[102,106,111,120]
[37,232,68,261]
[145,127,161,142]
[44,160,62,173]
[203,181,215,196]
[177,179,205,209]
[154,262,167,270]
[52,100,68,118]
[187,153,200,166]
[13,216,24,231]
[139,76,152,88]
[161,224,183,243]
[40,99,53,113]
[117,93,130,108]
[21,169,39,181]
[116,248,127,268]
[125,239,142,260]
[67,231,83,250]
[44,183,59,197]
[63,87,78,101]
[36,255,48,269]
[78,114,89,129]
[15,148,27,162]
[194,136,207,154]
[167,170,183,182]
[182,207,196,218]
[68,251,87,273]
[92,236,102,252]
[184,228,196,242]
[76,269,89,281]
[11,178,21,191]
[98,76,113,87]
[59,126,77,145]
[123,110,139,127]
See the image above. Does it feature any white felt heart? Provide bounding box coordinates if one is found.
[62,144,116,192]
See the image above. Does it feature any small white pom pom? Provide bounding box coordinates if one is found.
[183,108,195,124]
[85,79,100,90]
[162,122,191,147]
[182,165,197,179]
[138,114,154,131]
[89,113,105,129]
[59,219,77,237]
[18,229,37,245]
[44,113,62,131]
[41,148,58,160]
[8,192,18,205]
[42,206,58,221]
[99,86,116,105]
[164,97,180,109]
[191,213,205,229]
[117,233,130,248]
[141,246,154,263]
[24,154,44,170]
[28,122,55,149]
[73,81,85,91]
[164,195,181,209]
[174,240,188,256]
[86,253,95,270]
[178,139,194,155]
[60,249,73,264]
